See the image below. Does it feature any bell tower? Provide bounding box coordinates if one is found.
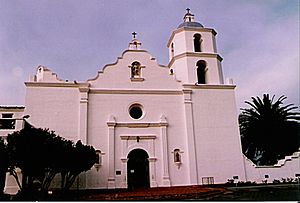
[168,9,224,85]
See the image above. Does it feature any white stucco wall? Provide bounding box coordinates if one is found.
[85,49,191,188]
[191,86,246,184]
[24,85,80,141]
[244,151,300,183]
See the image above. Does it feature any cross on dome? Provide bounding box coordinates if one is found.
[177,8,203,28]
[132,32,137,39]
[183,8,195,22]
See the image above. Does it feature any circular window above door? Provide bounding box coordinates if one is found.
[129,104,143,119]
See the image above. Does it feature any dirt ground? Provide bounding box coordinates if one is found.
[5,184,298,201]
[71,185,226,201]
[63,184,300,201]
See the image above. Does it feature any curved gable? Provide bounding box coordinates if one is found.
[88,50,181,90]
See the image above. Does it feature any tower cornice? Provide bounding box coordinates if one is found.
[167,27,217,48]
[168,52,223,67]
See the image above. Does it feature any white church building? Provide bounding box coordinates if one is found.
[1,9,299,194]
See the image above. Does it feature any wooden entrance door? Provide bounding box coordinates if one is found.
[127,149,150,189]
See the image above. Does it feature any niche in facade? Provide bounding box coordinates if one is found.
[94,150,103,171]
[130,61,144,81]
[173,149,183,168]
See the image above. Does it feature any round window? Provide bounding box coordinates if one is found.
[129,104,143,119]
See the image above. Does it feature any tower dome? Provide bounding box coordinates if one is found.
[177,8,204,28]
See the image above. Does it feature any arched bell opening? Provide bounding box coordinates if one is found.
[196,60,207,84]
[193,33,202,52]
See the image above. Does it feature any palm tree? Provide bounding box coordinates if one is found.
[239,94,300,165]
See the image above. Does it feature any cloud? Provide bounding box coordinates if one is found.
[219,2,299,110]
[0,68,26,105]
[0,1,298,112]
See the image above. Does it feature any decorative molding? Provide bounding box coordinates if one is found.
[182,89,193,94]
[79,86,90,93]
[183,84,236,90]
[80,99,88,104]
[116,122,167,128]
[159,115,168,126]
[167,27,217,47]
[130,78,144,82]
[89,89,182,95]
[183,89,192,103]
[107,114,116,189]
[168,52,223,67]
[120,158,128,163]
[0,106,25,112]
[25,82,90,88]
[148,157,157,162]
[120,135,156,140]
[107,115,116,127]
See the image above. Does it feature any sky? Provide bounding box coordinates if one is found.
[0,0,299,112]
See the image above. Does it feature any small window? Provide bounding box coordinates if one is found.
[170,69,174,75]
[129,104,143,119]
[171,43,174,58]
[2,113,13,118]
[0,114,16,130]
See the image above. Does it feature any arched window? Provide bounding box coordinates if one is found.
[193,34,202,52]
[196,60,206,84]
[170,69,174,75]
[171,43,174,58]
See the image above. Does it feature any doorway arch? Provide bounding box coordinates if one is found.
[127,148,150,189]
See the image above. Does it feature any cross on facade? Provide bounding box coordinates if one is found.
[186,8,190,14]
[132,32,137,39]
